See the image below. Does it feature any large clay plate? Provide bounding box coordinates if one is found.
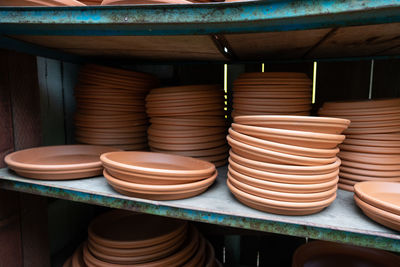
[233,85,311,92]
[344,125,400,135]
[233,115,349,134]
[338,151,400,165]
[233,91,311,99]
[233,98,310,105]
[182,235,206,267]
[340,165,400,177]
[228,135,337,166]
[148,84,221,95]
[343,138,400,147]
[75,130,147,139]
[101,151,215,178]
[5,145,119,171]
[148,126,227,138]
[345,133,400,141]
[292,240,400,267]
[322,98,400,110]
[77,125,148,134]
[339,144,400,154]
[148,110,226,117]
[354,195,400,231]
[229,150,341,175]
[146,91,224,102]
[341,159,400,171]
[150,145,229,157]
[111,143,148,151]
[227,180,336,215]
[228,174,337,202]
[149,138,226,151]
[75,119,147,129]
[354,181,400,216]
[146,98,223,108]
[231,110,310,117]
[319,106,400,116]
[232,103,311,113]
[75,113,146,122]
[75,136,147,146]
[229,128,339,158]
[148,134,225,145]
[149,124,226,132]
[231,123,345,149]
[228,166,339,193]
[150,117,228,127]
[346,118,400,128]
[8,167,102,180]
[88,210,187,249]
[229,157,339,184]
[333,112,400,123]
[339,171,400,182]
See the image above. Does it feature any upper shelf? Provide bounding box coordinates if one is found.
[1,0,400,62]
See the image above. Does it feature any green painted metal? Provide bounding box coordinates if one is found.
[1,179,399,253]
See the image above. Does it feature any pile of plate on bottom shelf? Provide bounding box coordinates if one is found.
[226,115,349,215]
[292,240,400,267]
[231,72,312,117]
[319,98,400,191]
[63,210,221,267]
[354,181,400,231]
[100,151,217,200]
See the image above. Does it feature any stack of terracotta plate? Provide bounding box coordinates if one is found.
[100,151,217,200]
[0,0,85,5]
[101,0,191,4]
[319,98,400,191]
[354,181,400,231]
[146,85,228,167]
[232,72,312,118]
[4,145,119,180]
[226,115,349,215]
[292,240,400,267]
[63,210,221,267]
[74,64,158,151]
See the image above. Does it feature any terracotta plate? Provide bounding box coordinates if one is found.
[340,165,400,177]
[338,151,400,165]
[338,183,354,192]
[341,159,400,171]
[322,98,400,110]
[339,171,400,182]
[150,145,229,157]
[343,138,400,147]
[149,138,227,151]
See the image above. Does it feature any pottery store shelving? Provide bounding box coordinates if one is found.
[1,1,400,266]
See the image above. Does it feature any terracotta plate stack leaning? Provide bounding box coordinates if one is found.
[232,72,312,118]
[226,115,349,215]
[74,64,158,151]
[146,85,229,167]
[100,151,217,200]
[292,240,400,267]
[319,98,400,191]
[354,181,400,231]
[5,145,119,180]
[63,210,221,267]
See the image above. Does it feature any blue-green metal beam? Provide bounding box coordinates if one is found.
[0,0,399,36]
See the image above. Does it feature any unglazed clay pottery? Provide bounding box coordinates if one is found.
[340,144,400,154]
[354,181,400,216]
[0,0,85,6]
[344,125,400,135]
[150,117,228,127]
[233,98,310,105]
[354,195,400,232]
[148,126,227,138]
[233,91,311,99]
[346,133,400,141]
[150,145,229,157]
[341,159,400,171]
[229,128,339,158]
[227,135,337,166]
[146,91,224,102]
[231,110,310,117]
[228,174,337,202]
[292,240,400,267]
[319,106,400,117]
[339,171,400,182]
[100,151,215,178]
[233,115,349,134]
[229,150,341,175]
[338,177,357,185]
[236,72,309,79]
[148,134,226,145]
[149,139,227,151]
[338,183,354,192]
[71,243,85,267]
[343,138,400,147]
[8,167,102,180]
[228,166,339,193]
[229,157,339,184]
[322,98,400,110]
[182,235,206,267]
[336,112,400,123]
[231,123,345,149]
[338,151,400,165]
[340,166,400,177]
[233,103,311,113]
[146,97,223,108]
[227,180,336,215]
[104,169,217,200]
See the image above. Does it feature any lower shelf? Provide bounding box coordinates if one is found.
[0,167,399,252]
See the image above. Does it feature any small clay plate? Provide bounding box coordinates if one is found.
[338,151,400,165]
[338,183,354,192]
[148,133,226,145]
[100,151,215,178]
[340,165,400,177]
[150,117,228,127]
[339,171,400,182]
[149,138,227,151]
[292,240,400,267]
[148,126,227,138]
[354,181,400,216]
[150,145,229,158]
[341,159,400,171]
[354,195,400,232]
[346,133,400,141]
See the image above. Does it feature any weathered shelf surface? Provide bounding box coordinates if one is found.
[0,167,399,252]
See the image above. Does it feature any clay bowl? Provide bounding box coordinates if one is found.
[339,171,400,182]
[8,166,102,180]
[341,159,400,171]
[229,128,339,158]
[343,138,400,147]
[227,135,337,166]
[227,180,336,216]
[148,134,226,145]
[100,151,215,178]
[231,123,345,149]
[339,144,400,154]
[292,240,400,267]
[150,145,229,157]
[149,138,227,151]
[150,117,228,127]
[340,165,400,177]
[228,166,339,193]
[88,210,187,249]
[148,126,227,138]
[5,145,119,172]
[338,151,400,165]
[233,115,349,134]
[354,181,400,216]
[229,157,339,184]
[229,150,341,175]
[354,195,400,232]
[228,174,337,202]
[104,165,207,185]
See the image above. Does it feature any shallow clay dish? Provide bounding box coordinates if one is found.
[338,151,400,165]
[0,0,85,6]
[228,166,339,193]
[231,123,345,149]
[343,138,400,147]
[346,133,400,141]
[148,126,226,137]
[233,98,310,105]
[338,183,354,192]
[228,174,337,202]
[292,240,400,267]
[339,171,400,182]
[340,166,400,177]
[149,139,226,151]
[148,134,226,145]
[71,243,85,267]
[341,159,400,171]
[354,195,400,232]
[8,167,102,180]
[227,180,336,215]
[229,150,341,175]
[150,145,229,157]
[232,103,311,113]
[229,128,339,158]
[354,181,400,216]
[233,115,349,134]
[101,151,215,178]
[344,125,400,135]
[229,157,338,184]
[227,135,337,166]
[340,144,400,154]
[150,117,228,127]
[322,98,400,110]
[233,91,311,99]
